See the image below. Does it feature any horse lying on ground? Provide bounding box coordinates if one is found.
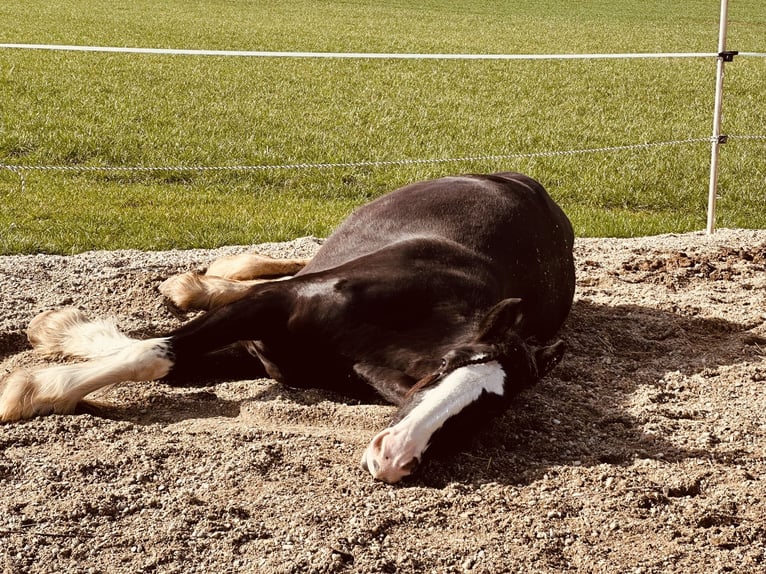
[0,172,575,483]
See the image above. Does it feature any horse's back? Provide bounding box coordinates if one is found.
[300,172,574,341]
[304,172,569,272]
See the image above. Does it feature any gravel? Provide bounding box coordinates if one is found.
[1,229,765,573]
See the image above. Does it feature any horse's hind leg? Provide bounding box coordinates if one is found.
[0,334,173,421]
[159,274,268,312]
[160,252,311,312]
[0,290,286,422]
[206,252,310,281]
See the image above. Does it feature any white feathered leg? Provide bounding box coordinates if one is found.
[27,307,134,360]
[2,308,172,422]
[159,272,270,311]
[159,252,311,311]
[0,337,173,422]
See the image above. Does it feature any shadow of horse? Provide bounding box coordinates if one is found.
[414,298,763,487]
[0,332,30,362]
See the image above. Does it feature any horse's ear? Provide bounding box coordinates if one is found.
[534,340,566,377]
[477,298,524,343]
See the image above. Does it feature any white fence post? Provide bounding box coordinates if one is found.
[707,0,733,235]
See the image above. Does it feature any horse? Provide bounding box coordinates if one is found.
[0,172,575,483]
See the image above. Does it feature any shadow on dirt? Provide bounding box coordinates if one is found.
[77,389,243,423]
[410,298,762,488]
[0,332,30,362]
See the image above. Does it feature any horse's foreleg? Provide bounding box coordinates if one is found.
[27,308,134,360]
[0,308,174,420]
[1,289,288,422]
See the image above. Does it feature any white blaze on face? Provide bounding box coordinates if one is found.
[361,361,506,483]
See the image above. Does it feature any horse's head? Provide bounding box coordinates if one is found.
[360,298,566,483]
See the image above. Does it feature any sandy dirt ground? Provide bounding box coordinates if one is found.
[1,229,765,574]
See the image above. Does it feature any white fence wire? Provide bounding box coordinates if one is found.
[0,43,725,60]
[2,42,765,60]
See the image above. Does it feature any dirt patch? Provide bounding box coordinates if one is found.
[1,230,765,573]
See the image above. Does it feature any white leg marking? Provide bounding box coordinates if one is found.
[27,308,133,360]
[0,337,172,422]
[160,253,311,311]
[361,361,506,483]
[160,272,274,311]
[206,253,309,281]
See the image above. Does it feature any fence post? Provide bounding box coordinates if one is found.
[706,0,732,235]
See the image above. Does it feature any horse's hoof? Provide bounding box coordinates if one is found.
[0,369,42,422]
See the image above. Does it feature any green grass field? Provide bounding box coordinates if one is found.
[1,0,764,254]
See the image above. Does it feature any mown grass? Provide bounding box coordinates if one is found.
[1,0,764,254]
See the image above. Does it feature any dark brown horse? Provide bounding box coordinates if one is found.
[0,172,575,483]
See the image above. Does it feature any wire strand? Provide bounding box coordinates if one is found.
[0,137,712,177]
[3,135,763,196]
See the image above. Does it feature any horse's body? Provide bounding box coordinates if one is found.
[0,172,575,483]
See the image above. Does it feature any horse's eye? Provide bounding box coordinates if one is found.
[440,358,447,369]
